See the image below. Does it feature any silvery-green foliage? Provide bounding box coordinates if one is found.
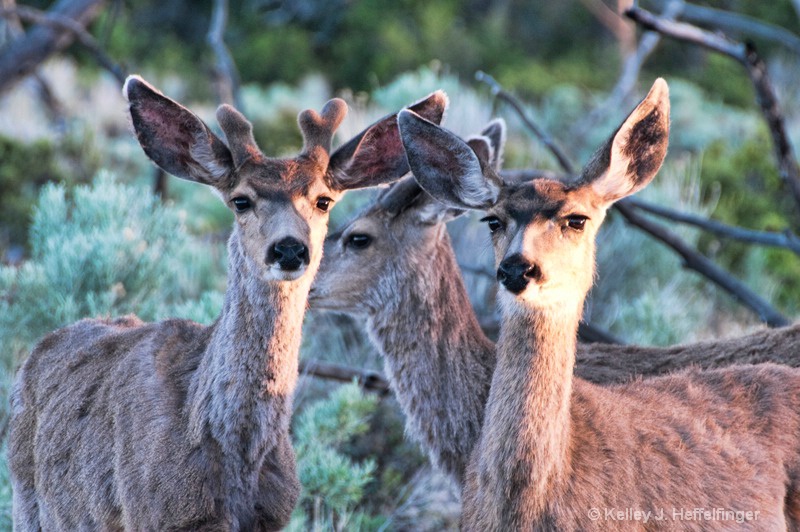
[290,383,380,531]
[0,171,224,353]
[590,159,721,345]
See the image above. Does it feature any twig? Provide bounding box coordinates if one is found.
[207,0,242,110]
[573,0,683,146]
[615,200,789,327]
[0,2,126,87]
[625,196,800,256]
[475,70,576,175]
[299,359,390,395]
[579,0,635,56]
[625,4,800,218]
[649,0,800,56]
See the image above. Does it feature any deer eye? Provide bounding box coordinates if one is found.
[232,197,251,212]
[347,234,372,249]
[565,215,588,231]
[316,196,333,212]
[480,216,505,234]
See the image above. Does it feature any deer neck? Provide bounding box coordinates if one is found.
[472,298,581,528]
[189,229,313,462]
[367,232,495,484]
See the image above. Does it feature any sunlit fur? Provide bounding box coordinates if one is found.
[402,79,800,530]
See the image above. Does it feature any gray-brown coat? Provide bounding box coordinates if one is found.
[8,76,447,530]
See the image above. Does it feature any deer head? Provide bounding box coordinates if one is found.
[400,79,670,312]
[124,75,447,283]
[310,119,505,314]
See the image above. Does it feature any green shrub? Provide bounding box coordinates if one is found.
[0,133,98,251]
[290,382,382,531]
[0,172,224,357]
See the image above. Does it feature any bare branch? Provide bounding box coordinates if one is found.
[625,5,800,216]
[572,0,684,145]
[615,200,789,327]
[0,0,112,95]
[0,2,126,86]
[579,322,625,344]
[649,0,800,56]
[299,359,390,395]
[207,0,242,110]
[475,70,576,175]
[579,0,635,56]
[625,196,800,256]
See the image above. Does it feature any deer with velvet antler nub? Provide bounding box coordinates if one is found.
[7,76,447,531]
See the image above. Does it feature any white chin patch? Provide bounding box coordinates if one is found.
[264,265,307,282]
[499,284,564,311]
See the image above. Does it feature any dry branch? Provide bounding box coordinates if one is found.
[615,200,789,327]
[208,0,242,110]
[625,4,800,218]
[476,70,576,175]
[573,0,683,145]
[0,0,110,95]
[299,359,390,395]
[650,0,800,56]
[625,196,800,256]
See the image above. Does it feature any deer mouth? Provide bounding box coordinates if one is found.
[266,263,309,282]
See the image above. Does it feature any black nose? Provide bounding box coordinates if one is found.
[269,237,309,271]
[497,255,543,294]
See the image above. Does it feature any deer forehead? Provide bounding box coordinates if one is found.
[229,158,335,201]
[496,179,593,225]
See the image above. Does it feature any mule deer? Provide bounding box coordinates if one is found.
[7,76,447,530]
[401,79,800,530]
[311,123,800,491]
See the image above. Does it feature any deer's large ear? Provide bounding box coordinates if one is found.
[579,78,670,206]
[327,91,448,191]
[399,109,501,210]
[124,75,234,187]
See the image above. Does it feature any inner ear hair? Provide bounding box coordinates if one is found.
[466,136,494,172]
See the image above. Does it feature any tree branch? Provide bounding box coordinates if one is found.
[615,200,789,327]
[207,0,242,110]
[625,5,800,218]
[625,196,800,256]
[649,0,800,56]
[0,3,125,84]
[572,0,683,146]
[475,70,576,175]
[0,0,112,95]
[299,359,390,395]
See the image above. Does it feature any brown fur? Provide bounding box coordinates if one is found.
[401,79,800,530]
[8,76,447,530]
[312,126,800,494]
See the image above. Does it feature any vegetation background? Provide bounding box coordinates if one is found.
[1,0,800,529]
